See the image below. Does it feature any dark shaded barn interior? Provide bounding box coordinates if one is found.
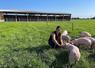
[0,10,71,22]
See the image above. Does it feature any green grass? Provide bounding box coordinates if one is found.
[0,20,95,68]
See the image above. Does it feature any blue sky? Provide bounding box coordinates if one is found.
[0,0,95,18]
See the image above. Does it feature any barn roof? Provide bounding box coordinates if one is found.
[0,9,71,15]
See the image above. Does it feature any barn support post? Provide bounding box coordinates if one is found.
[47,15,48,21]
[55,15,56,21]
[37,16,39,21]
[27,13,29,22]
[70,14,71,20]
[15,14,17,22]
[62,15,64,21]
[5,13,7,21]
[37,14,40,21]
[18,17,19,21]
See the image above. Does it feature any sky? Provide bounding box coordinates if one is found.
[0,0,95,18]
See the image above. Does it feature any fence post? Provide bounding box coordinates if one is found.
[72,22,74,31]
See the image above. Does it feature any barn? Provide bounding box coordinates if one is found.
[0,10,71,22]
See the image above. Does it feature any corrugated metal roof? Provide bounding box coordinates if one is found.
[0,9,71,15]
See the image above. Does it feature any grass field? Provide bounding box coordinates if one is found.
[0,20,95,68]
